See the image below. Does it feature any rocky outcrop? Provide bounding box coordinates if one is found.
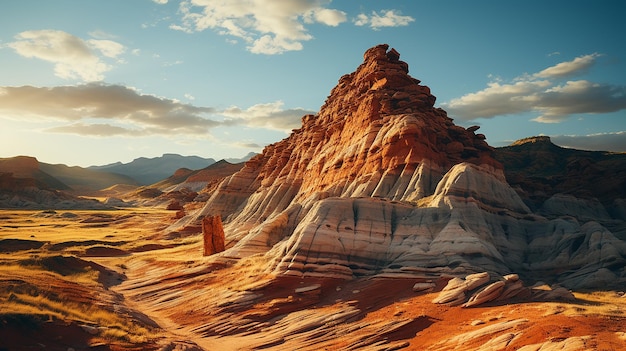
[539,194,611,221]
[202,215,225,256]
[186,44,498,223]
[431,272,574,307]
[173,45,626,290]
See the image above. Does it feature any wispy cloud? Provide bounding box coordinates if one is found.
[552,131,626,152]
[223,101,311,131]
[353,10,415,30]
[534,53,601,79]
[6,30,126,81]
[0,83,313,137]
[232,141,263,149]
[442,53,626,123]
[47,122,139,136]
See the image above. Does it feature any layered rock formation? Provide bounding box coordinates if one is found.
[176,44,626,290]
[431,272,574,307]
[202,215,226,256]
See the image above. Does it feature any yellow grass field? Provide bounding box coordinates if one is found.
[0,208,202,350]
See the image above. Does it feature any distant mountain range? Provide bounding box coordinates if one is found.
[0,156,70,191]
[88,154,216,186]
[39,162,138,192]
[89,152,255,185]
[0,152,256,196]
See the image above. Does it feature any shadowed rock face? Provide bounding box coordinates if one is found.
[494,135,626,215]
[177,44,626,289]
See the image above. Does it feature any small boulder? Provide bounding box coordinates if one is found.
[295,284,322,296]
[463,281,505,307]
[413,282,436,293]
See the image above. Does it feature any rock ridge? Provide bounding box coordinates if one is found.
[188,44,500,220]
[172,44,626,290]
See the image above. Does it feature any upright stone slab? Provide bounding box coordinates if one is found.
[203,215,225,256]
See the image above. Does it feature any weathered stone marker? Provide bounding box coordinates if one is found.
[202,215,225,256]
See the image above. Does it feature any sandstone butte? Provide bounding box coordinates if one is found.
[172,44,626,291]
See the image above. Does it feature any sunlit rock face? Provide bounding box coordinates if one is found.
[191,43,499,238]
[179,44,626,289]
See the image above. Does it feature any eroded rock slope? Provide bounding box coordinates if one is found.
[176,44,626,290]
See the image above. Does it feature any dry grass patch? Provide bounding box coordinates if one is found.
[0,259,156,344]
[536,290,626,317]
[0,208,180,347]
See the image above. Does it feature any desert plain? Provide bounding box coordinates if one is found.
[1,207,625,350]
[2,44,626,351]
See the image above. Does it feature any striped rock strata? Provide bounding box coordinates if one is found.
[174,44,626,289]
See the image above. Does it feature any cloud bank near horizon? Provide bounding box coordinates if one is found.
[0,83,313,137]
[551,131,626,153]
[442,53,626,123]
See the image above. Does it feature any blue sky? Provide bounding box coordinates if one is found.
[1,0,625,167]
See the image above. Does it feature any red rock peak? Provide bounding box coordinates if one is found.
[192,44,501,226]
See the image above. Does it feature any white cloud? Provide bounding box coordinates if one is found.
[168,24,191,33]
[0,84,216,135]
[444,80,551,119]
[232,141,263,149]
[0,83,314,136]
[307,7,346,26]
[6,30,125,81]
[170,0,347,54]
[535,53,601,78]
[353,10,414,30]
[222,101,314,131]
[442,53,626,123]
[552,131,626,152]
[533,80,626,122]
[87,39,125,59]
[153,0,168,4]
[353,14,369,27]
[87,30,118,40]
[162,59,184,67]
[47,122,139,136]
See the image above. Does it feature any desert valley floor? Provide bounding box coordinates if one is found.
[1,208,625,350]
